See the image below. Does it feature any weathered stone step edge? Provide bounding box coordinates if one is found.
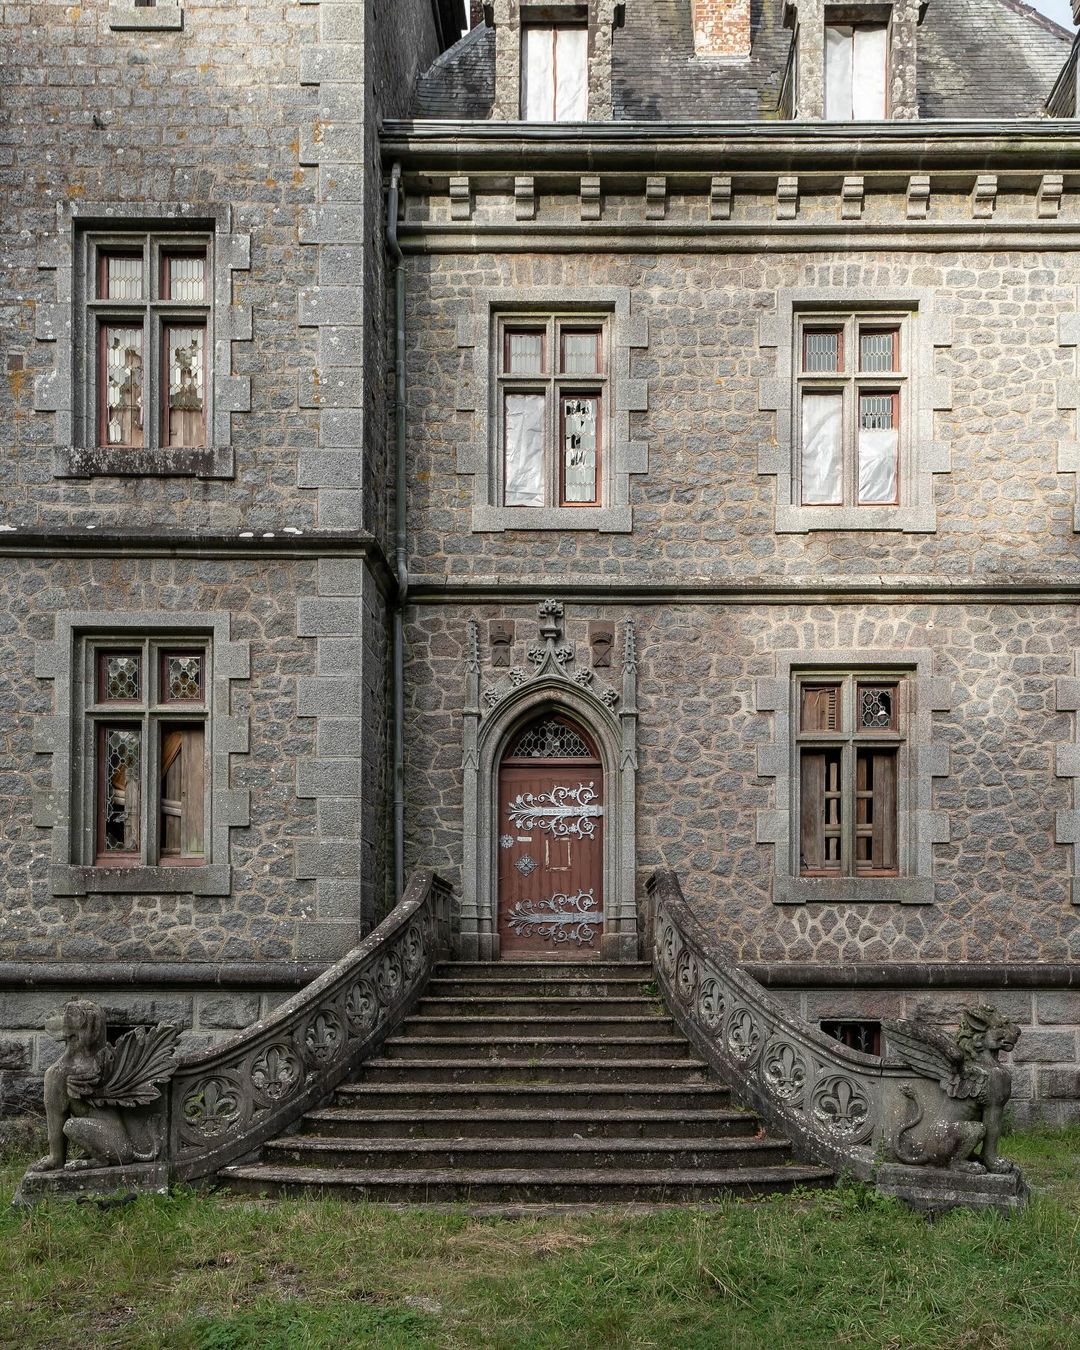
[266,1135,790,1160]
[385,1036,690,1048]
[353,1059,710,1084]
[335,1082,731,1099]
[220,1163,834,1201]
[428,977,652,988]
[436,963,653,973]
[360,1057,707,1070]
[304,1106,754,1129]
[406,1015,674,1026]
[417,999,663,1017]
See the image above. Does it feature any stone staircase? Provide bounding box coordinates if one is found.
[221,961,833,1208]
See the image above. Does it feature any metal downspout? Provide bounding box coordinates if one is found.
[387,162,408,903]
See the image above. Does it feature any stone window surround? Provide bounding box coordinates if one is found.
[35,202,251,481]
[456,286,650,533]
[108,2,184,31]
[758,287,952,533]
[33,611,251,898]
[755,646,952,906]
[1055,650,1080,905]
[491,0,622,122]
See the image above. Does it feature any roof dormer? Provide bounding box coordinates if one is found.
[782,0,926,120]
[489,0,625,121]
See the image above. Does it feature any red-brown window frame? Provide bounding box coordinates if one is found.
[96,649,143,705]
[159,649,206,703]
[97,249,143,301]
[503,327,546,376]
[559,327,602,375]
[857,389,901,507]
[858,325,900,373]
[160,249,208,303]
[802,326,844,373]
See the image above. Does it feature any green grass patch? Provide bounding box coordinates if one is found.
[2,1128,1079,1348]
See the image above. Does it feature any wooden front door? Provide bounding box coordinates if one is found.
[497,715,604,960]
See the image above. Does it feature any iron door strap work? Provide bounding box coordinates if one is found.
[497,714,604,959]
[505,782,602,838]
[506,888,603,947]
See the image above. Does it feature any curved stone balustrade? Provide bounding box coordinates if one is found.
[167,868,454,1182]
[647,871,1028,1211]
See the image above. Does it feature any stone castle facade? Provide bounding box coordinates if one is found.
[4,0,1080,1126]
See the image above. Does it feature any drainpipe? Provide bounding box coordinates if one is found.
[387,162,407,903]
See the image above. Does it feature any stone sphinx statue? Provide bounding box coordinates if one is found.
[882,1006,1020,1175]
[27,999,182,1175]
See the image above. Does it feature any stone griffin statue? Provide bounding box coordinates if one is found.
[28,1000,182,1174]
[882,1006,1020,1174]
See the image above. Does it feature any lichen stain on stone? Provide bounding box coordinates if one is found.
[66,184,86,199]
[8,368,31,404]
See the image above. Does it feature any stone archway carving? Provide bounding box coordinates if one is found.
[461,600,639,960]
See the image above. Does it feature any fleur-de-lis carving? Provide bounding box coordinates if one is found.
[183,1076,242,1137]
[251,1044,303,1102]
[812,1074,873,1142]
[763,1040,807,1104]
[304,1010,344,1064]
[727,1008,762,1064]
[698,977,725,1031]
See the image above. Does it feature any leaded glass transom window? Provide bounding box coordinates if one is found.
[509,719,595,759]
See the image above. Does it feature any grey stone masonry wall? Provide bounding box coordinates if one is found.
[395,172,1080,585]
[404,599,1080,965]
[0,553,379,968]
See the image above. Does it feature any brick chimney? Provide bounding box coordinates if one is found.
[470,0,485,27]
[691,0,751,59]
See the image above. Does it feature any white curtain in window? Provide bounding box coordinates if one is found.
[825,24,886,120]
[522,27,554,121]
[505,393,546,506]
[801,392,843,505]
[858,426,899,503]
[522,26,587,121]
[852,25,887,119]
[554,27,588,121]
[824,25,853,121]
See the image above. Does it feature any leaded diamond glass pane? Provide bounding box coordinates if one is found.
[562,331,599,374]
[101,254,143,300]
[102,727,141,854]
[803,329,841,372]
[104,653,141,701]
[510,719,593,758]
[859,329,896,372]
[167,253,206,301]
[506,331,543,374]
[165,654,203,701]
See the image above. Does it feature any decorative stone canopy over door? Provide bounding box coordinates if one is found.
[497,715,605,959]
[461,599,639,961]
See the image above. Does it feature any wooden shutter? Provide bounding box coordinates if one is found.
[855,748,897,874]
[160,726,205,860]
[800,748,842,874]
[800,683,840,732]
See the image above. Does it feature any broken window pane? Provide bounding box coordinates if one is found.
[165,324,206,448]
[504,392,546,506]
[562,395,598,504]
[859,685,896,730]
[506,330,544,374]
[803,328,842,373]
[102,325,144,447]
[165,252,206,302]
[562,331,599,374]
[858,394,898,504]
[101,254,143,301]
[801,391,843,505]
[100,726,141,856]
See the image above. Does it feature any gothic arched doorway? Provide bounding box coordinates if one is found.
[496,713,604,959]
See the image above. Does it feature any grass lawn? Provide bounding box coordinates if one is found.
[1,1126,1079,1349]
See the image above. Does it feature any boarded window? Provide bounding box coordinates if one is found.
[796,673,903,880]
[521,26,588,121]
[504,393,546,507]
[160,726,205,861]
[825,24,887,120]
[801,392,843,505]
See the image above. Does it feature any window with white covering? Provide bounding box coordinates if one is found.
[824,23,887,119]
[497,315,606,509]
[521,25,588,121]
[796,312,907,510]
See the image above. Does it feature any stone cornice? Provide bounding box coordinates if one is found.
[382,118,1080,173]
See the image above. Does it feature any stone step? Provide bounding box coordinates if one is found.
[382,1035,693,1063]
[418,996,664,1019]
[436,962,653,978]
[351,1057,710,1086]
[427,977,654,1000]
[334,1081,732,1112]
[221,1163,834,1205]
[302,1106,757,1141]
[264,1135,793,1172]
[403,1015,676,1038]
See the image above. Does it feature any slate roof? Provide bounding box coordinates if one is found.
[413,0,1072,120]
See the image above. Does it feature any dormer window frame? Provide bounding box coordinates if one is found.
[490,0,623,123]
[520,15,590,121]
